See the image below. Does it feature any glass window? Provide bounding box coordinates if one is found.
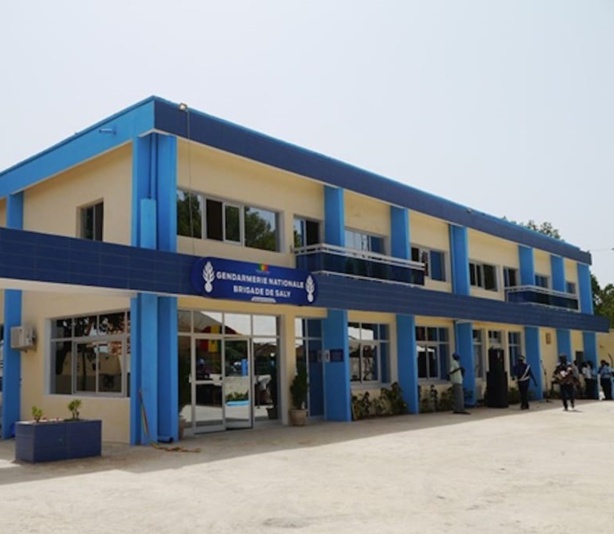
[412,247,446,282]
[473,329,485,379]
[504,267,518,288]
[566,281,576,294]
[416,326,450,380]
[224,204,241,243]
[294,218,320,248]
[50,311,130,396]
[80,201,104,241]
[349,322,389,384]
[535,274,549,288]
[508,332,522,371]
[176,190,203,238]
[470,262,498,291]
[245,207,277,251]
[345,230,384,254]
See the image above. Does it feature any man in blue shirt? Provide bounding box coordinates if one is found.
[513,354,537,410]
[598,360,613,400]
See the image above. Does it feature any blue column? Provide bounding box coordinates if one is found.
[2,192,24,439]
[524,326,543,400]
[130,133,178,445]
[454,321,475,406]
[550,255,565,292]
[396,314,418,413]
[322,309,350,421]
[577,263,593,314]
[306,320,324,417]
[556,329,572,360]
[519,246,535,285]
[583,331,598,399]
[390,206,409,259]
[449,225,469,295]
[324,186,344,246]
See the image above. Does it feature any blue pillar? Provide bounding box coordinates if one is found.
[454,321,475,406]
[449,225,469,295]
[2,192,24,439]
[130,133,178,445]
[583,331,598,399]
[390,206,409,259]
[550,255,565,292]
[306,320,324,417]
[396,314,418,413]
[524,326,543,400]
[322,309,350,421]
[556,329,572,360]
[577,263,593,314]
[519,246,535,286]
[324,186,344,246]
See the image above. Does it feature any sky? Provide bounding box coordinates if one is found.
[1,1,613,283]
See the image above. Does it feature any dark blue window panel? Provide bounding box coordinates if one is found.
[430,251,445,281]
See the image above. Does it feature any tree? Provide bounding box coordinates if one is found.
[592,274,614,328]
[517,219,562,240]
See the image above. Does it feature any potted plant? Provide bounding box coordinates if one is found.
[289,366,308,426]
[15,399,102,463]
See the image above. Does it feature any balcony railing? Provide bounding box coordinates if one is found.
[505,285,579,311]
[295,244,425,286]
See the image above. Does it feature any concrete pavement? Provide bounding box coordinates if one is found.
[1,399,613,533]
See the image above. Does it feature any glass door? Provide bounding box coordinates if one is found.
[192,337,224,433]
[223,338,253,429]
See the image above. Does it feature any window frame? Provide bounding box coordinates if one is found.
[349,322,390,385]
[469,261,498,291]
[79,200,104,241]
[344,229,385,254]
[503,267,519,288]
[50,310,130,397]
[534,274,550,289]
[411,245,447,282]
[416,326,450,381]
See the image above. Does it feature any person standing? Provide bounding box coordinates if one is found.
[449,352,469,414]
[598,360,613,400]
[552,355,577,411]
[582,361,597,399]
[513,354,537,410]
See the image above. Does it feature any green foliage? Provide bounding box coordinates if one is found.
[351,383,407,420]
[177,192,202,238]
[504,218,562,240]
[592,274,614,328]
[225,391,249,402]
[290,366,308,410]
[67,399,82,420]
[31,406,43,423]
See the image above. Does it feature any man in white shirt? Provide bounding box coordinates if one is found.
[449,352,469,414]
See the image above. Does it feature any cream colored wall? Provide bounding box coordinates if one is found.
[533,250,551,282]
[564,259,579,289]
[468,229,518,300]
[345,191,389,240]
[410,211,452,292]
[0,198,6,226]
[177,141,324,268]
[597,331,614,365]
[540,328,558,389]
[23,145,132,245]
[21,291,131,443]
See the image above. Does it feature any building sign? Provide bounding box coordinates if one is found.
[191,257,317,306]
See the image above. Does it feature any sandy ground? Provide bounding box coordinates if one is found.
[1,399,613,534]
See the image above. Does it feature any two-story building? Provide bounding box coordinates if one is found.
[0,96,607,444]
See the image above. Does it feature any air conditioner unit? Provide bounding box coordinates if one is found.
[10,326,36,351]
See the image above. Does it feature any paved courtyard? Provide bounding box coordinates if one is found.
[1,399,613,533]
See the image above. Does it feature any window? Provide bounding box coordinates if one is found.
[503,267,519,288]
[294,218,320,248]
[534,274,549,289]
[566,281,576,294]
[80,201,104,241]
[176,190,279,252]
[473,329,485,379]
[411,246,446,281]
[349,322,389,383]
[345,229,384,253]
[416,326,450,380]
[508,331,522,371]
[295,319,323,415]
[469,262,498,291]
[50,311,130,396]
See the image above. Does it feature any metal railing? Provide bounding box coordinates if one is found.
[505,285,579,311]
[294,243,425,286]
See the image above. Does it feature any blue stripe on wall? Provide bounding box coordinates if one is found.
[450,226,469,295]
[454,322,474,406]
[519,246,535,286]
[550,255,565,292]
[390,206,409,259]
[322,309,350,421]
[577,263,593,314]
[524,326,543,400]
[556,329,572,361]
[324,186,344,246]
[396,315,418,413]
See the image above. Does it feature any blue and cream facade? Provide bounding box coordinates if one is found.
[0,97,607,444]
